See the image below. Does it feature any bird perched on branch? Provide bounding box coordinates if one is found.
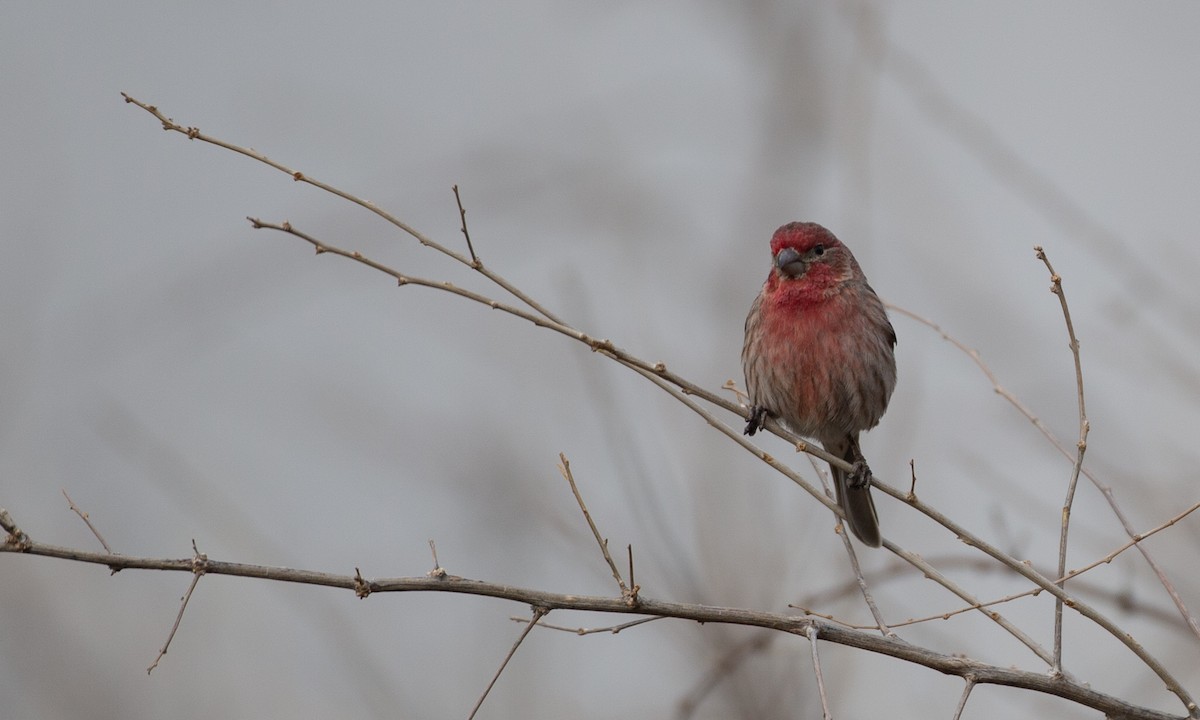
[742,222,897,547]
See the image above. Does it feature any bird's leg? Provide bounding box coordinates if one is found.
[846,436,873,490]
[745,405,770,436]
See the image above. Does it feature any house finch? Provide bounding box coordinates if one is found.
[742,222,897,548]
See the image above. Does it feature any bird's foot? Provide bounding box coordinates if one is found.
[848,460,874,490]
[745,405,769,436]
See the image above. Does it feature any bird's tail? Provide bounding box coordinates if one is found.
[830,437,882,548]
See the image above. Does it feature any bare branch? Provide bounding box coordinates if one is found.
[452,184,479,267]
[807,625,832,720]
[62,490,112,554]
[823,453,893,636]
[147,540,208,674]
[838,531,892,636]
[952,678,977,720]
[469,607,548,720]
[1,513,1191,719]
[803,448,894,635]
[558,453,634,603]
[1035,245,1091,675]
[627,544,637,600]
[509,615,663,636]
[428,539,447,579]
[121,93,560,324]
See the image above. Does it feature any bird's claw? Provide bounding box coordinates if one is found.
[848,460,873,490]
[745,405,769,436]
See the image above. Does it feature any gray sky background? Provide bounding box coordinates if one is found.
[2,3,1198,718]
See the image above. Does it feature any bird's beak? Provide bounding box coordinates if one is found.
[775,247,806,278]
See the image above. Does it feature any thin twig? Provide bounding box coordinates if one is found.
[510,615,662,636]
[1035,245,1090,677]
[468,606,548,720]
[1062,500,1199,581]
[451,185,479,267]
[62,490,112,554]
[834,490,893,637]
[147,540,207,674]
[558,453,634,603]
[428,539,446,579]
[627,544,638,600]
[720,379,749,406]
[803,448,883,612]
[952,678,977,720]
[803,447,892,635]
[807,625,832,720]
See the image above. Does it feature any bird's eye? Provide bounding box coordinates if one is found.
[812,244,825,256]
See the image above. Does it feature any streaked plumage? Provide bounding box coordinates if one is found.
[742,222,896,547]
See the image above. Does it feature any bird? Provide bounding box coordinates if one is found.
[742,222,897,547]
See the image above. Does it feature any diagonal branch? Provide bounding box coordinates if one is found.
[147,540,208,674]
[807,625,832,720]
[469,606,548,719]
[62,490,112,554]
[558,453,636,604]
[121,93,561,325]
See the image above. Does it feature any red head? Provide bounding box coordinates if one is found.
[769,222,841,257]
[765,222,860,301]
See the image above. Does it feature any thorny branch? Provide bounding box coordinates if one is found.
[0,516,1189,720]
